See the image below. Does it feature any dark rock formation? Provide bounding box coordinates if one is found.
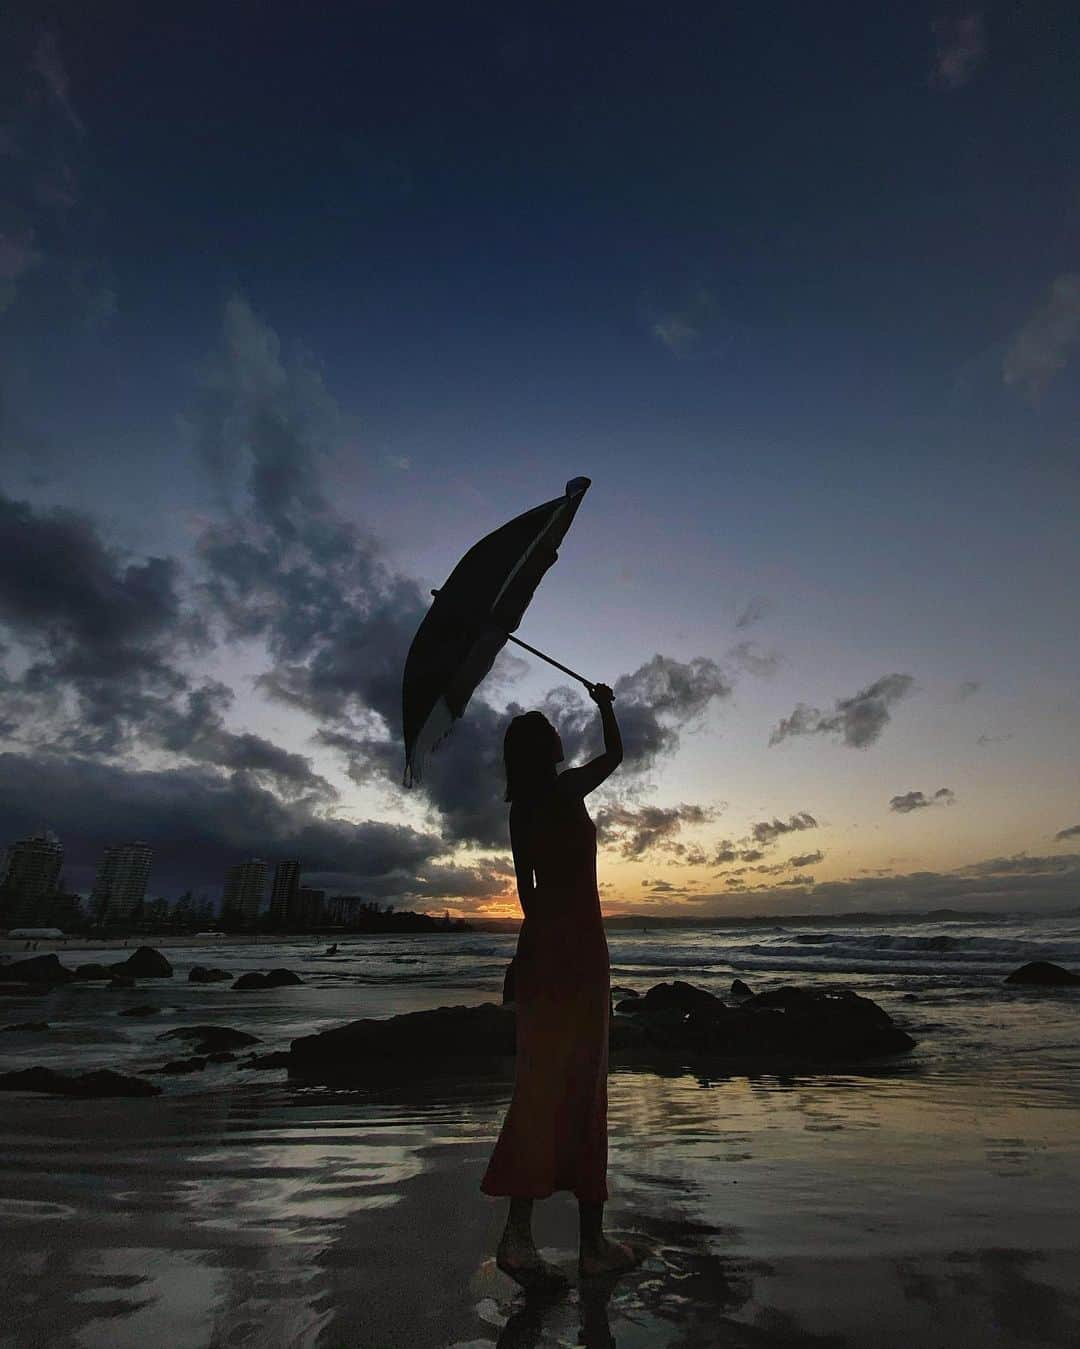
[0,1020,49,1033]
[243,1051,292,1070]
[73,963,116,981]
[158,1025,259,1054]
[0,1066,161,1097]
[289,981,915,1081]
[205,1051,236,1063]
[188,966,232,983]
[5,954,74,984]
[1004,961,1080,987]
[232,968,303,990]
[291,1002,517,1076]
[118,1004,160,1017]
[730,979,753,998]
[617,980,725,1016]
[110,947,173,979]
[159,1056,208,1074]
[610,985,638,999]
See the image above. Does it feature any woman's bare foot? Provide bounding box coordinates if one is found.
[496,1232,570,1291]
[578,1236,639,1278]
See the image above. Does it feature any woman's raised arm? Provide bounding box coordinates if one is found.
[558,684,623,798]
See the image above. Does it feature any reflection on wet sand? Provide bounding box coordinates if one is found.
[1,1063,1079,1346]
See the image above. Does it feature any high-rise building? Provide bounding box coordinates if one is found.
[294,887,326,928]
[0,831,64,927]
[269,859,300,926]
[90,842,153,923]
[222,859,267,926]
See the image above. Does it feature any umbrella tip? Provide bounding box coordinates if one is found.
[565,476,591,497]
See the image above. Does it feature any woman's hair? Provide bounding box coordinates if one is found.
[503,711,560,803]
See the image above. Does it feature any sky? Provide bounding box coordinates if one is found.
[1,2,1078,918]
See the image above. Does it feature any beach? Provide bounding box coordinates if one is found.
[2,915,1079,1347]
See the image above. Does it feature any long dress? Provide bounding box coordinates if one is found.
[480,779,611,1203]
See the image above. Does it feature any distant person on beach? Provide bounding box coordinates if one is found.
[481,684,639,1286]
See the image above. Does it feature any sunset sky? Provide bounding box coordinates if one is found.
[1,3,1078,917]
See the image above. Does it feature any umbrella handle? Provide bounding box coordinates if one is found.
[505,633,596,694]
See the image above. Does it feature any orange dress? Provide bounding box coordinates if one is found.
[480,781,610,1203]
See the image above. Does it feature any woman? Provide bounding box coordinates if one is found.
[481,682,639,1287]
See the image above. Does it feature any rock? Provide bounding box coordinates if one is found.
[188,965,232,983]
[205,1051,236,1063]
[1004,961,1080,987]
[617,980,725,1016]
[110,947,173,979]
[159,1056,208,1074]
[118,1004,160,1017]
[73,963,117,981]
[158,1025,259,1053]
[4,954,74,985]
[610,985,638,999]
[232,968,303,990]
[291,1002,517,1075]
[266,968,303,987]
[0,1020,49,1033]
[0,1066,161,1097]
[730,979,753,998]
[244,1051,292,1070]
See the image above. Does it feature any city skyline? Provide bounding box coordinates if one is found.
[1,8,1078,919]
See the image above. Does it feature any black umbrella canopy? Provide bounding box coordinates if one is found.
[402,477,591,785]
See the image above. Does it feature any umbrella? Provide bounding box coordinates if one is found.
[402,476,596,785]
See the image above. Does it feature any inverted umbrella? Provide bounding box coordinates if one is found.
[402,476,596,785]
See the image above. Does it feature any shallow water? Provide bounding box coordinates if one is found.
[1,918,1079,1346]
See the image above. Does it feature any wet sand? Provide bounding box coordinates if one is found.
[2,1052,1079,1347]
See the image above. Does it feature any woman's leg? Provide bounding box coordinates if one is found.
[578,1199,638,1277]
[503,1198,534,1245]
[496,1198,569,1288]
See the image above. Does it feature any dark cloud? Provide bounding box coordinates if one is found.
[890,787,956,814]
[737,848,765,862]
[770,674,914,749]
[977,732,1012,746]
[0,490,211,755]
[0,752,444,899]
[750,811,817,845]
[0,490,332,802]
[1053,824,1080,842]
[547,655,732,773]
[685,851,1080,916]
[594,802,718,859]
[789,850,824,868]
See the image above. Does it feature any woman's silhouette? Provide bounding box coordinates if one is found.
[481,683,638,1287]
